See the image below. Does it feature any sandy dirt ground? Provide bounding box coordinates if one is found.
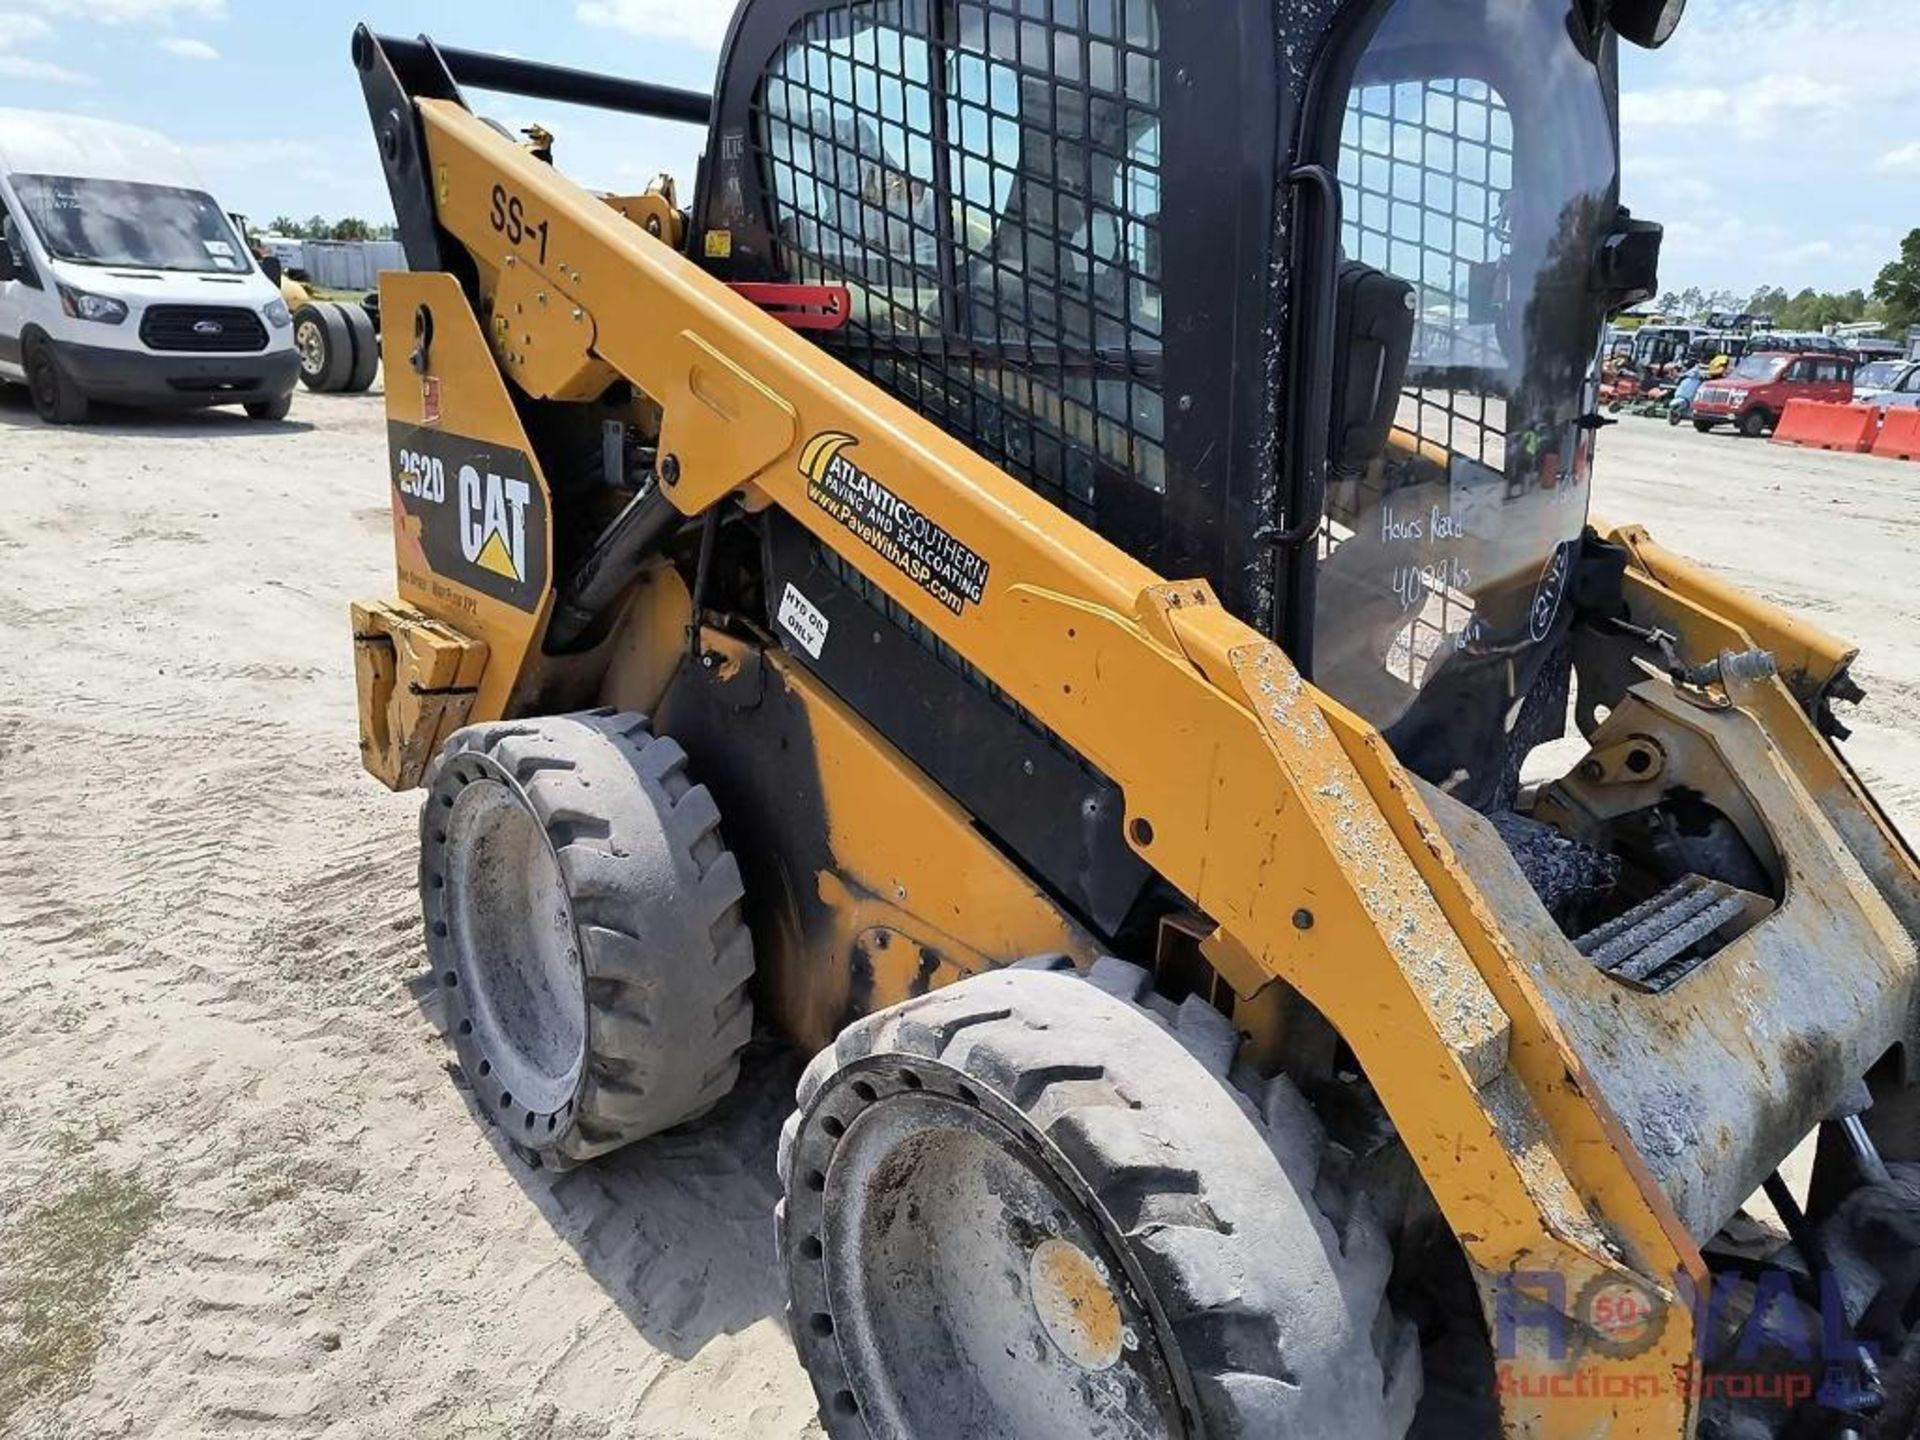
[0,392,1914,1439]
[0,386,820,1440]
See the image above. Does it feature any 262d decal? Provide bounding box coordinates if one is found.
[388,422,548,612]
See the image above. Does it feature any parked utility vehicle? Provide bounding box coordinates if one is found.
[1692,350,1857,437]
[0,110,298,423]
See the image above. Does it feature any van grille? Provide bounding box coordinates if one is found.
[139,305,268,354]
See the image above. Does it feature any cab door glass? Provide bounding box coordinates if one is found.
[1310,0,1619,807]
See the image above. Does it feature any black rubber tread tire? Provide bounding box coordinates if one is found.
[777,957,1421,1439]
[25,335,87,424]
[293,303,352,393]
[337,300,380,393]
[1739,408,1772,439]
[1864,1326,1920,1440]
[244,392,293,422]
[421,710,755,1167]
[1694,419,1717,433]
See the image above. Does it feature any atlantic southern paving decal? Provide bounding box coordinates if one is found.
[800,432,990,616]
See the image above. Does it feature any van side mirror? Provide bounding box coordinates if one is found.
[1329,261,1416,472]
[0,220,35,288]
[260,254,284,286]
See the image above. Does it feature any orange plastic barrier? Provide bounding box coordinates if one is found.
[1871,407,1920,462]
[1770,399,1879,453]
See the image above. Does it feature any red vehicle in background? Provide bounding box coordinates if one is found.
[1692,350,1857,437]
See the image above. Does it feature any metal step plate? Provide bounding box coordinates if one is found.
[1574,875,1771,993]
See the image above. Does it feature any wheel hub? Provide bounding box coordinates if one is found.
[440,778,586,1120]
[1030,1236,1127,1372]
[786,1061,1183,1438]
[296,318,325,377]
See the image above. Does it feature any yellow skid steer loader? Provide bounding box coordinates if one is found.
[347,2,1920,1434]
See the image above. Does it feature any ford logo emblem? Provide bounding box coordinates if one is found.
[193,319,224,335]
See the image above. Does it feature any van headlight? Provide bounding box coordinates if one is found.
[56,283,128,325]
[264,298,292,329]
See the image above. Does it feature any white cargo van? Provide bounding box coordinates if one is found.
[0,110,298,423]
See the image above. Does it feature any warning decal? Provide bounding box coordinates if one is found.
[776,582,830,659]
[799,432,990,616]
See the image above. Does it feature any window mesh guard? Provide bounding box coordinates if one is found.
[754,0,1167,535]
[1318,76,1517,692]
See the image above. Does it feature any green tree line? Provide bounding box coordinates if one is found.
[264,215,397,243]
[1654,227,1920,335]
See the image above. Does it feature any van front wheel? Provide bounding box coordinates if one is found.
[25,337,87,425]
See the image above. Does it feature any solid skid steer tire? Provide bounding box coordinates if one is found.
[420,710,755,1169]
[777,957,1422,1439]
[338,300,380,393]
[293,303,353,393]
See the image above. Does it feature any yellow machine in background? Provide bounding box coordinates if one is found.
[346,5,1920,1436]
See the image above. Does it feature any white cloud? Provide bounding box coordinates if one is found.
[1621,86,1728,134]
[1623,75,1859,143]
[1620,1,1920,293]
[1879,142,1920,175]
[0,50,84,81]
[27,0,222,22]
[181,138,324,172]
[0,9,85,82]
[1653,177,1716,204]
[158,34,216,59]
[1641,0,1920,125]
[576,0,730,52]
[1624,157,1717,205]
[1775,240,1835,265]
[0,12,51,47]
[1656,215,1758,264]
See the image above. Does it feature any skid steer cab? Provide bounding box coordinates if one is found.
[347,1,1920,1435]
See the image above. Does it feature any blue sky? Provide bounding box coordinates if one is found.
[0,0,1912,300]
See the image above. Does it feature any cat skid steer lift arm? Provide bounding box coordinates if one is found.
[349,21,1920,1440]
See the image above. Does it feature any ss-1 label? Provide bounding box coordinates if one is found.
[489,183,550,265]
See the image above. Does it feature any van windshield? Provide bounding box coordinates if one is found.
[1733,355,1789,382]
[9,174,251,274]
